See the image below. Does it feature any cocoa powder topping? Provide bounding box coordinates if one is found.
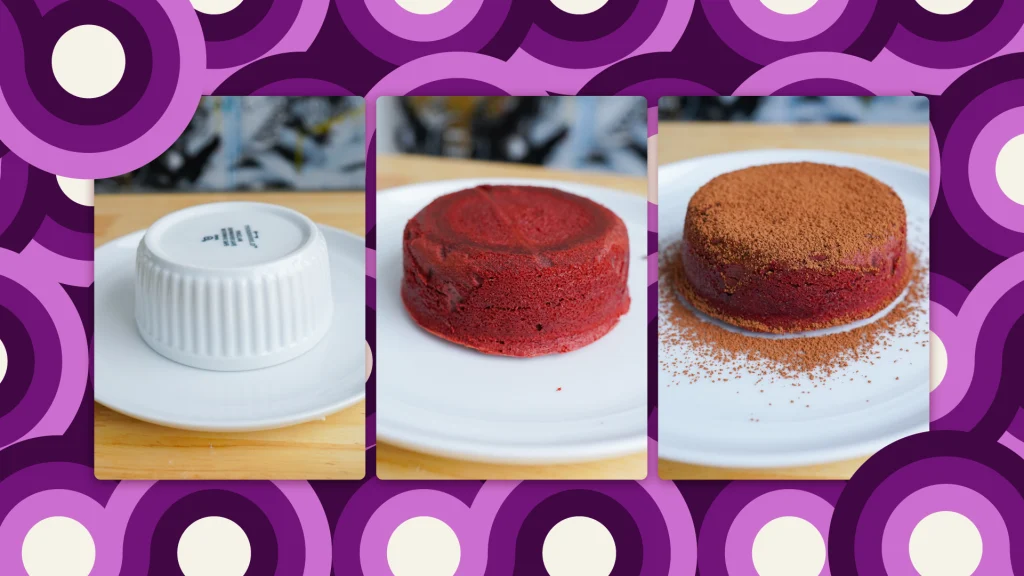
[685,162,906,269]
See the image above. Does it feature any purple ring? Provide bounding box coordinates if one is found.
[724,489,833,576]
[729,0,849,42]
[702,0,877,65]
[365,0,485,43]
[0,0,205,178]
[967,106,1024,232]
[881,484,1010,574]
[887,0,1024,69]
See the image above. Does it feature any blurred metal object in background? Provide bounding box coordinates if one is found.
[98,96,366,193]
[376,96,648,176]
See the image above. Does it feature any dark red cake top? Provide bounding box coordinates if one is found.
[685,162,906,269]
[406,184,623,256]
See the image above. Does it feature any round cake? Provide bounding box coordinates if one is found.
[402,184,630,356]
[677,162,910,334]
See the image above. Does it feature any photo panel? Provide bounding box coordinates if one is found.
[657,96,931,480]
[93,96,367,480]
[375,96,649,480]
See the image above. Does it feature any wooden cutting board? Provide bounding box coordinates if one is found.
[93,191,366,480]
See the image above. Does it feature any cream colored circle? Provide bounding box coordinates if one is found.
[543,516,617,576]
[549,0,611,16]
[190,0,246,15]
[909,511,983,576]
[930,331,947,392]
[51,25,125,99]
[915,0,974,15]
[759,0,818,15]
[387,516,461,576]
[177,517,251,576]
[22,517,96,576]
[366,340,373,382]
[0,338,7,383]
[395,0,456,15]
[752,516,826,576]
[995,134,1024,206]
[56,176,94,207]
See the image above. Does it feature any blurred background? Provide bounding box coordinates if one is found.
[658,96,930,124]
[376,96,648,176]
[97,96,366,193]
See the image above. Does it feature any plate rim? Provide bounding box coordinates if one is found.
[656,149,931,468]
[375,176,649,464]
[93,224,367,432]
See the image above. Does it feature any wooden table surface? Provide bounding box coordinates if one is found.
[376,155,648,480]
[658,122,930,169]
[657,122,928,480]
[377,154,650,196]
[94,191,366,480]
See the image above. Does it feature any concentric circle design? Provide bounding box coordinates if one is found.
[387,516,460,576]
[115,481,332,575]
[967,107,1024,232]
[21,516,95,576]
[0,166,94,260]
[732,0,847,43]
[177,517,251,576]
[520,0,682,69]
[734,52,918,96]
[0,251,88,448]
[701,0,883,65]
[200,0,331,85]
[368,52,517,97]
[887,0,1024,68]
[0,0,206,178]
[0,153,30,244]
[996,134,1024,205]
[908,511,983,576]
[337,0,513,66]
[542,516,616,576]
[942,58,1024,256]
[366,0,483,43]
[727,489,834,575]
[831,432,1024,575]
[928,252,1024,430]
[51,26,126,99]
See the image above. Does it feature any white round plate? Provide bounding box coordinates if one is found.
[376,178,648,464]
[94,225,366,432]
[658,150,930,469]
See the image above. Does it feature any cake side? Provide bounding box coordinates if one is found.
[402,185,631,356]
[678,162,910,333]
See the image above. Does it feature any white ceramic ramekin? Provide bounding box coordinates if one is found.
[134,202,333,371]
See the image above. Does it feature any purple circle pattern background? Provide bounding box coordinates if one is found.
[0,0,1023,574]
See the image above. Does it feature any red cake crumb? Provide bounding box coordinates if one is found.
[678,162,910,334]
[402,184,630,357]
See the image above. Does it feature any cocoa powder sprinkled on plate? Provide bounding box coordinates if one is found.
[658,242,927,383]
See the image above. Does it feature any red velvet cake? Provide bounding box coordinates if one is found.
[676,162,910,334]
[402,184,630,356]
